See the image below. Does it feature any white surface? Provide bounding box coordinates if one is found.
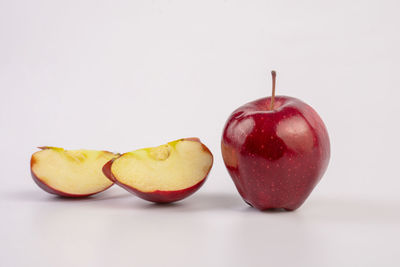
[1,0,400,266]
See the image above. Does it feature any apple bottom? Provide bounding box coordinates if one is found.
[102,159,207,203]
[242,196,303,211]
[30,170,113,198]
[230,165,320,211]
[230,164,321,211]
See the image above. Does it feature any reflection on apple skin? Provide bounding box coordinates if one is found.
[221,96,330,211]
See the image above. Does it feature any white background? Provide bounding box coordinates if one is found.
[1,0,399,266]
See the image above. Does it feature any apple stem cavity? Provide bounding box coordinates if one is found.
[270,70,277,110]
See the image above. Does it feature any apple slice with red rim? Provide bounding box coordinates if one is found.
[103,138,213,203]
[31,147,117,197]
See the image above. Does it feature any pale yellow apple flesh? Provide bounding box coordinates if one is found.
[31,147,116,195]
[111,139,213,192]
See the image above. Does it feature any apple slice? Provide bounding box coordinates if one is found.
[103,138,213,203]
[31,147,117,197]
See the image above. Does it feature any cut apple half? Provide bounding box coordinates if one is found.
[103,138,213,203]
[31,147,117,197]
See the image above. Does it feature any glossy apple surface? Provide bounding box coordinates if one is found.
[31,147,117,197]
[221,96,330,211]
[103,138,213,203]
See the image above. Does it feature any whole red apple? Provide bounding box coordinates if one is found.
[221,71,330,211]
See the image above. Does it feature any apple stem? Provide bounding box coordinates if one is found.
[270,70,276,110]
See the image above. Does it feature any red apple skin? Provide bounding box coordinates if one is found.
[30,150,114,198]
[221,96,330,211]
[102,138,213,203]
